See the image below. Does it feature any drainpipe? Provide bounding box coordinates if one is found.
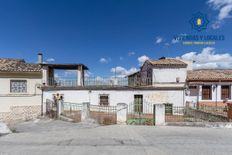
[215,84,218,111]
[183,89,185,107]
[197,85,199,110]
[41,88,44,116]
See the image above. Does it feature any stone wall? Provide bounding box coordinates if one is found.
[0,105,41,122]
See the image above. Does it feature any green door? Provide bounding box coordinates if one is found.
[134,95,143,113]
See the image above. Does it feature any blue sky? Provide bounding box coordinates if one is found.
[0,0,232,77]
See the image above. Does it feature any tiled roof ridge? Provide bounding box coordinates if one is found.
[0,58,41,72]
[187,69,232,81]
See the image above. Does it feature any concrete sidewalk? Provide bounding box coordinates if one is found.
[1,119,232,155]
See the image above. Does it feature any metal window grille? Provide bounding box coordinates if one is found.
[10,80,27,93]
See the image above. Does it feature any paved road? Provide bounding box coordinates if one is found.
[0,119,232,155]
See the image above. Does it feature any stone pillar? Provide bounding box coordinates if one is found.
[116,103,128,124]
[198,85,202,101]
[42,68,48,85]
[81,102,90,121]
[154,104,165,126]
[217,85,221,101]
[77,70,81,86]
[57,100,62,118]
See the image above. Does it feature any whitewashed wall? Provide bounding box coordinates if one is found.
[43,89,184,113]
[152,68,187,84]
[185,84,232,105]
[0,77,42,112]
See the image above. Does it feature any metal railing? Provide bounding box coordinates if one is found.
[62,102,83,112]
[165,106,229,123]
[89,105,117,125]
[48,78,77,87]
[47,77,153,87]
[84,77,128,86]
[61,102,83,122]
[127,102,154,125]
[198,104,227,117]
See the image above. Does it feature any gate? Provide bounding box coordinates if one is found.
[46,99,57,118]
[127,102,154,125]
[89,105,117,125]
[61,102,83,122]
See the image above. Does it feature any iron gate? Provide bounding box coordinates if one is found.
[46,99,57,118]
[127,102,155,125]
[61,102,83,122]
[89,105,117,125]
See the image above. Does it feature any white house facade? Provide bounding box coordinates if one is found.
[0,58,42,122]
[185,70,232,108]
[0,53,232,123]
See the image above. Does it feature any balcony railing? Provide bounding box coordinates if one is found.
[84,77,128,86]
[48,78,78,87]
[47,77,153,87]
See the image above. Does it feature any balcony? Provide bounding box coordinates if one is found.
[46,77,153,87]
[47,77,128,87]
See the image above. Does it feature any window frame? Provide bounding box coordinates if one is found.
[221,85,231,100]
[99,94,109,106]
[189,86,198,96]
[10,80,27,93]
[164,103,173,115]
[202,85,212,100]
[134,94,143,113]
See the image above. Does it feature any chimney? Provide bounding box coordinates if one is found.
[37,53,43,64]
[159,56,166,60]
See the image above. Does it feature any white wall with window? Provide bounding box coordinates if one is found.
[186,84,232,104]
[43,89,185,113]
[0,74,42,113]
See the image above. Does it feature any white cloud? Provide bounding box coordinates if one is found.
[171,39,179,44]
[54,73,59,78]
[208,0,232,28]
[64,70,77,77]
[128,51,135,56]
[85,71,93,77]
[178,47,232,69]
[208,0,232,20]
[119,56,123,60]
[46,58,55,62]
[156,36,163,44]
[111,66,138,77]
[138,55,150,66]
[54,70,77,79]
[99,57,110,64]
[212,20,221,29]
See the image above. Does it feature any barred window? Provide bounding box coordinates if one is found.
[164,103,173,115]
[202,85,211,100]
[189,86,198,96]
[134,95,143,113]
[99,95,109,106]
[221,85,231,100]
[10,80,27,93]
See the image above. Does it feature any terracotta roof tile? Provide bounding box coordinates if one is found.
[0,58,41,72]
[187,70,232,81]
[147,59,187,68]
